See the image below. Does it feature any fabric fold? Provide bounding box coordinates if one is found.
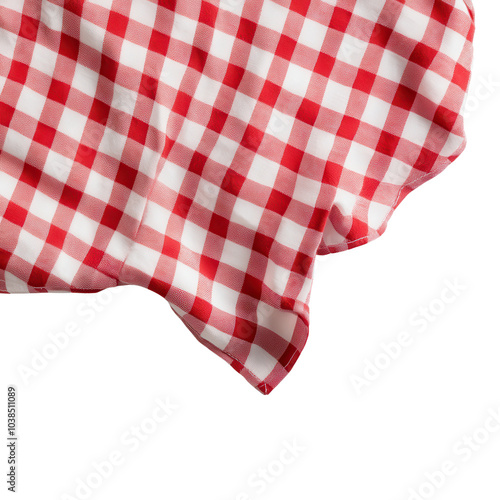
[0,0,474,393]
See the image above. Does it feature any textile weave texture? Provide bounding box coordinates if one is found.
[0,0,474,393]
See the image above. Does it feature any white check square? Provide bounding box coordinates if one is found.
[120,38,148,72]
[282,63,312,98]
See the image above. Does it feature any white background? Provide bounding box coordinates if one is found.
[1,1,499,499]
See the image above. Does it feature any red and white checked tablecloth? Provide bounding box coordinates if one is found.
[0,0,474,393]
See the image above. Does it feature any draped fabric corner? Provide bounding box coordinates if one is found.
[0,0,474,394]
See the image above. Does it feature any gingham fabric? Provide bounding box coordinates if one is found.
[0,0,474,394]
